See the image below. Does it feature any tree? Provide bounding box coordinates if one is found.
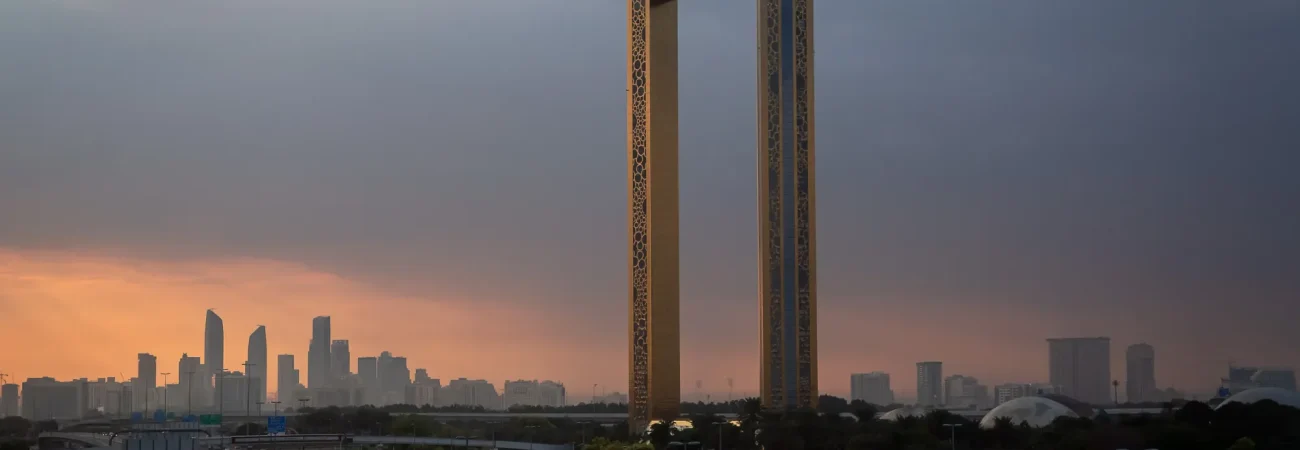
[648,421,674,450]
[1228,437,1256,450]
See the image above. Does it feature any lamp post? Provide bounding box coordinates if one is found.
[161,372,171,420]
[271,401,281,417]
[298,398,310,411]
[242,362,256,418]
[943,423,962,450]
[184,370,195,416]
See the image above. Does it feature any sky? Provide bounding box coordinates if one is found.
[1,0,1298,401]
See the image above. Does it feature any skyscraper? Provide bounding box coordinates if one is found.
[308,316,331,389]
[758,0,817,410]
[1049,337,1112,404]
[276,354,297,403]
[1126,343,1156,403]
[137,353,157,392]
[178,354,201,411]
[357,357,377,405]
[331,340,351,379]
[247,326,267,403]
[2,383,19,417]
[204,309,224,403]
[849,372,893,406]
[626,0,681,429]
[916,362,943,407]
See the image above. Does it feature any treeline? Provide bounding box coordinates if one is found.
[281,398,1300,450]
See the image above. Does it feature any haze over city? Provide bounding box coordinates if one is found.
[2,0,1298,405]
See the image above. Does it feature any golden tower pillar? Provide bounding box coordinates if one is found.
[627,0,680,430]
[758,0,817,410]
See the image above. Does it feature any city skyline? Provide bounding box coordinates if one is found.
[0,306,1263,402]
[1,0,1297,403]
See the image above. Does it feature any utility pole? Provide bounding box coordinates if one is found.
[943,423,962,450]
[242,362,256,418]
[184,370,195,416]
[161,372,171,420]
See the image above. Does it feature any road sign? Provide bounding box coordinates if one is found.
[1218,387,1232,398]
[199,414,222,425]
[153,409,166,422]
[130,412,144,422]
[181,415,197,423]
[267,416,287,435]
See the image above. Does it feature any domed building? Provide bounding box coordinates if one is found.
[979,395,1094,429]
[880,405,931,421]
[1215,387,1300,410]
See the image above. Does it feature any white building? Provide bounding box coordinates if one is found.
[1048,337,1111,404]
[539,381,566,407]
[943,375,990,409]
[849,372,894,406]
[993,383,1060,406]
[444,378,500,410]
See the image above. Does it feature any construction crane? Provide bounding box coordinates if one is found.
[0,372,9,385]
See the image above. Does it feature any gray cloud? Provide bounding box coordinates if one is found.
[1,0,1297,394]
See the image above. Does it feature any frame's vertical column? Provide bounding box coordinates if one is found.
[628,0,680,432]
[759,0,816,411]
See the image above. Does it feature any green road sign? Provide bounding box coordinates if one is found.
[199,414,223,425]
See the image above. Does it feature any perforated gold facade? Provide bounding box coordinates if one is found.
[758,0,817,410]
[627,0,680,430]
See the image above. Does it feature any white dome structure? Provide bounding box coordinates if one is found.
[880,405,931,421]
[1215,387,1300,410]
[979,395,1092,429]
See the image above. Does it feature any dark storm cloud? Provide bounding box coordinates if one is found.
[1,0,1296,393]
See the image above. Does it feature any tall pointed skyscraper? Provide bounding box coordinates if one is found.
[626,0,681,429]
[248,326,267,403]
[204,309,224,406]
[758,0,817,410]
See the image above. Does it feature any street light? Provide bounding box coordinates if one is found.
[271,401,281,417]
[942,423,962,450]
[184,370,196,416]
[161,372,171,420]
[242,362,256,418]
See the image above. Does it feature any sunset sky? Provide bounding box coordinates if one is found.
[1,0,1297,400]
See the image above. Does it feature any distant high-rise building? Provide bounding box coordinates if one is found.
[136,353,158,410]
[178,354,202,411]
[248,326,267,403]
[308,316,331,388]
[943,375,989,409]
[1224,365,1298,393]
[916,362,943,407]
[277,355,298,403]
[445,378,500,410]
[331,340,351,380]
[1049,337,1112,404]
[1,384,18,417]
[21,378,87,420]
[217,371,257,413]
[204,310,224,406]
[849,372,894,406]
[1125,343,1156,403]
[1251,368,1297,391]
[357,357,378,403]
[137,353,157,392]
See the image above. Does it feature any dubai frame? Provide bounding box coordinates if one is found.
[627,0,816,427]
